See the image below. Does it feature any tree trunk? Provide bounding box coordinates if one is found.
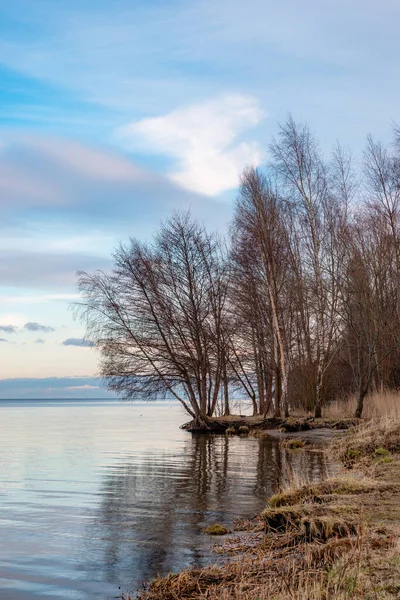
[253,336,265,415]
[355,384,369,418]
[314,363,323,418]
[274,367,282,417]
[200,371,208,417]
[263,373,273,417]
[282,369,289,418]
[251,395,259,416]
[223,357,230,416]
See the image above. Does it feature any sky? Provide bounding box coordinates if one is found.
[0,0,399,398]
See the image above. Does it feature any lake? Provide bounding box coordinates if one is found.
[0,400,336,599]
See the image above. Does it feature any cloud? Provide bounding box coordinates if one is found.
[0,325,17,334]
[67,384,99,390]
[28,323,54,333]
[0,338,9,343]
[0,376,114,399]
[0,293,79,306]
[0,250,112,289]
[35,339,45,344]
[120,95,264,195]
[2,0,399,117]
[0,134,199,213]
[24,322,55,332]
[62,338,95,347]
[0,134,228,228]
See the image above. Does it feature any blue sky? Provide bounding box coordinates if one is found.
[0,0,399,398]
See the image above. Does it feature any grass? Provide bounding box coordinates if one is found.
[225,426,236,435]
[204,524,229,535]
[325,390,400,420]
[267,476,377,508]
[238,425,250,435]
[279,437,306,449]
[225,425,250,436]
[262,504,359,540]
[333,416,400,468]
[125,410,400,600]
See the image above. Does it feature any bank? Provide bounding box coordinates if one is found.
[129,416,400,600]
[182,414,360,434]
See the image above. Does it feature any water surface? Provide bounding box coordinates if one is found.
[0,400,335,599]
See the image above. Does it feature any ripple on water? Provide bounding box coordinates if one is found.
[0,400,336,599]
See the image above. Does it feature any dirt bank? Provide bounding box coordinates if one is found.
[181,414,360,434]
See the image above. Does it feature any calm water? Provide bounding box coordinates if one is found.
[0,400,335,599]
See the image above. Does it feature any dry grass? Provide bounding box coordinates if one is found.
[279,437,306,449]
[121,415,400,600]
[325,390,400,420]
[268,476,378,508]
[262,503,359,540]
[130,522,398,599]
[333,416,400,467]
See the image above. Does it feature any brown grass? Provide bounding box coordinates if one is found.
[262,503,359,540]
[325,390,400,420]
[121,415,400,600]
[333,416,400,467]
[129,521,398,599]
[279,437,306,449]
[268,476,378,508]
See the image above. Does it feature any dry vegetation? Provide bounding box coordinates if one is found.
[279,437,306,449]
[121,408,400,600]
[324,391,400,420]
[204,524,229,536]
[333,416,400,469]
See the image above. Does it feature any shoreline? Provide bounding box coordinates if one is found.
[181,414,360,434]
[130,417,400,600]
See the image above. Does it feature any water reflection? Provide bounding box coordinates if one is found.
[0,401,335,599]
[86,434,333,595]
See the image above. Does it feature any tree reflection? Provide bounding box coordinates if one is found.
[81,435,333,592]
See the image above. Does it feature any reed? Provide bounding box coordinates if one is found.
[325,390,400,420]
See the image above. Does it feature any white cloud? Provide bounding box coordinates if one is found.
[0,314,29,328]
[0,294,79,306]
[24,137,145,182]
[120,95,265,196]
[67,384,99,390]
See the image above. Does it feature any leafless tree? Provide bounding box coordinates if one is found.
[76,212,230,425]
[232,167,291,416]
[229,218,272,415]
[269,116,346,417]
[76,121,400,423]
[340,212,398,417]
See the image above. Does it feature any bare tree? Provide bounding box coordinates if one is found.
[270,116,345,417]
[76,121,400,424]
[364,134,400,315]
[340,212,398,417]
[229,221,272,415]
[76,212,230,425]
[233,168,291,416]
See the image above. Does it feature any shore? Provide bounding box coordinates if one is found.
[129,416,400,600]
[181,414,360,434]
